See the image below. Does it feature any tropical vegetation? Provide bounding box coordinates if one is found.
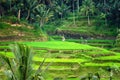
[0,0,120,80]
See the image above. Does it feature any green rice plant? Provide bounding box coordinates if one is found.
[83,62,120,67]
[95,55,120,61]
[23,41,96,50]
[33,58,85,63]
[0,51,13,58]
[50,35,62,41]
[0,45,9,48]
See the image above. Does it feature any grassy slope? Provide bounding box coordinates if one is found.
[0,21,47,41]
[44,18,116,51]
[44,18,116,37]
[0,16,119,79]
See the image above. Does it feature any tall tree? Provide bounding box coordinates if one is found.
[25,0,38,20]
[72,0,76,26]
[16,0,24,21]
[107,0,120,27]
[77,0,80,13]
[103,0,108,26]
[33,4,53,29]
[80,0,95,25]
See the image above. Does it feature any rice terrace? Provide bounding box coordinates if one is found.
[0,0,120,80]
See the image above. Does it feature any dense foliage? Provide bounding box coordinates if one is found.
[0,0,120,79]
[0,0,120,28]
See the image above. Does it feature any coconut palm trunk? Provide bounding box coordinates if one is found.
[26,9,30,20]
[18,9,21,21]
[88,14,90,25]
[73,0,76,26]
[104,0,107,26]
[77,0,80,13]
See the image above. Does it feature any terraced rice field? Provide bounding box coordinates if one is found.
[0,41,120,80]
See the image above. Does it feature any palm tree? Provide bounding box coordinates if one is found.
[72,0,76,26]
[77,0,80,13]
[17,2,24,21]
[80,0,95,25]
[54,1,70,21]
[34,4,53,29]
[103,0,108,26]
[25,0,38,20]
[7,0,12,11]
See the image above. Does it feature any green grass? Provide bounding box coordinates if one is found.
[23,41,117,56]
[0,51,14,58]
[33,64,79,70]
[67,78,78,80]
[0,41,117,58]
[83,62,120,67]
[88,43,112,47]
[33,57,86,63]
[0,41,14,45]
[59,25,115,37]
[0,15,119,79]
[0,51,86,63]
[50,35,62,41]
[0,46,9,49]
[66,39,114,44]
[54,18,117,37]
[0,22,10,29]
[65,39,114,49]
[1,41,120,79]
[23,41,97,50]
[59,26,93,35]
[0,21,45,41]
[34,65,71,70]
[95,55,120,61]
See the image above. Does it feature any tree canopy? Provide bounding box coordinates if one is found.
[0,0,119,27]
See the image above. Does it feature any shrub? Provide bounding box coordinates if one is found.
[0,22,10,29]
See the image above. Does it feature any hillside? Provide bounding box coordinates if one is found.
[42,18,117,50]
[44,18,117,39]
[0,0,120,79]
[0,19,47,41]
[0,17,117,51]
[0,17,117,42]
[0,18,119,79]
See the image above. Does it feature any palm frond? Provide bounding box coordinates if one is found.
[0,54,17,80]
